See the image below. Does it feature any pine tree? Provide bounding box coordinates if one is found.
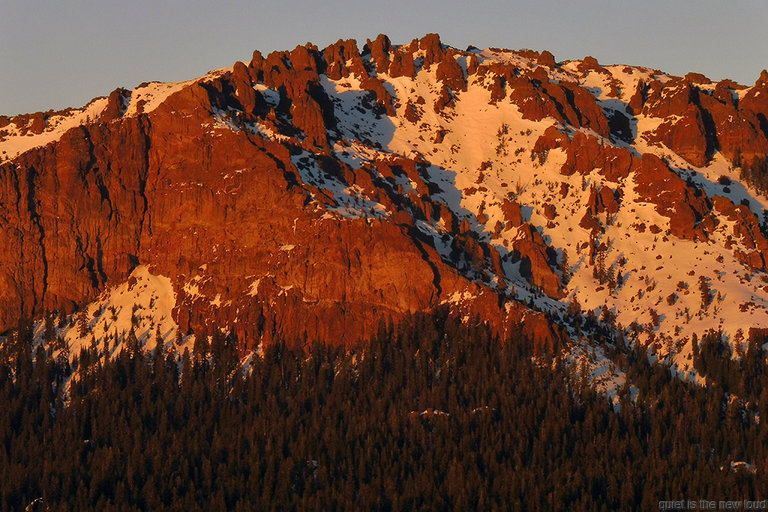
[559,248,571,283]
[77,310,89,338]
[698,276,712,310]
[154,326,163,350]
[43,312,56,347]
[567,295,582,320]
[126,328,140,356]
[594,246,607,284]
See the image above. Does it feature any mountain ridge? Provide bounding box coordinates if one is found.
[1,33,768,373]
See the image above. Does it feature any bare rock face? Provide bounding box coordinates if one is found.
[323,39,367,80]
[740,70,768,122]
[366,34,391,74]
[435,50,467,92]
[230,61,258,114]
[513,224,563,298]
[642,80,697,119]
[466,55,479,76]
[711,196,768,270]
[630,73,768,168]
[559,132,634,180]
[517,49,556,69]
[577,56,605,74]
[501,199,523,228]
[0,116,152,327]
[0,77,482,345]
[433,84,455,112]
[586,186,619,217]
[652,106,711,167]
[698,86,768,163]
[532,126,570,160]
[633,154,710,241]
[388,48,416,79]
[101,88,130,120]
[0,40,566,347]
[418,33,446,68]
[5,32,768,355]
[501,72,610,138]
[360,76,396,116]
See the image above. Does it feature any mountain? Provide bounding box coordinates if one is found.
[2,33,768,375]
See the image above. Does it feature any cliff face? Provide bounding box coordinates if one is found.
[2,34,768,356]
[0,42,563,350]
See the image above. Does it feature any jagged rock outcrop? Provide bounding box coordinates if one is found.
[633,154,710,241]
[513,224,563,298]
[3,33,768,356]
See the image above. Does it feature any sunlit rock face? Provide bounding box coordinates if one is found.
[2,34,768,360]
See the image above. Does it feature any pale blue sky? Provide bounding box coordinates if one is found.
[2,0,766,115]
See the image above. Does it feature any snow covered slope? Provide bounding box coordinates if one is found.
[3,34,768,378]
[31,266,188,366]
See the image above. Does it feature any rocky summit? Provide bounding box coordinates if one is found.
[2,33,768,370]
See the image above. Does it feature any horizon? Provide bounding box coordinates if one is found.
[2,0,767,116]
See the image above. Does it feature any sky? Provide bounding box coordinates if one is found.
[2,0,767,116]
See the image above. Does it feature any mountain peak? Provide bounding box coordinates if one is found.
[1,34,768,372]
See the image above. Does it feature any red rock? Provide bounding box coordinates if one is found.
[518,49,551,67]
[532,126,569,159]
[701,89,768,163]
[388,48,416,78]
[632,73,768,167]
[585,185,620,218]
[628,80,648,114]
[433,128,448,144]
[448,288,563,355]
[247,50,265,82]
[360,76,396,116]
[557,81,611,137]
[418,33,445,69]
[579,212,601,232]
[466,55,479,75]
[433,84,455,112]
[323,39,367,80]
[435,51,467,92]
[599,186,619,215]
[507,77,549,120]
[713,81,739,106]
[521,311,563,355]
[102,88,130,121]
[8,35,768,354]
[404,100,422,123]
[578,56,604,74]
[633,154,709,241]
[289,44,322,73]
[538,50,556,68]
[559,132,635,180]
[366,34,391,74]
[685,72,711,85]
[261,50,292,85]
[501,199,523,228]
[514,224,563,298]
[487,75,506,104]
[230,61,258,114]
[651,105,711,167]
[29,113,46,135]
[712,195,768,269]
[504,74,610,137]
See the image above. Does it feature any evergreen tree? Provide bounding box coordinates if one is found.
[559,248,571,283]
[77,310,89,338]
